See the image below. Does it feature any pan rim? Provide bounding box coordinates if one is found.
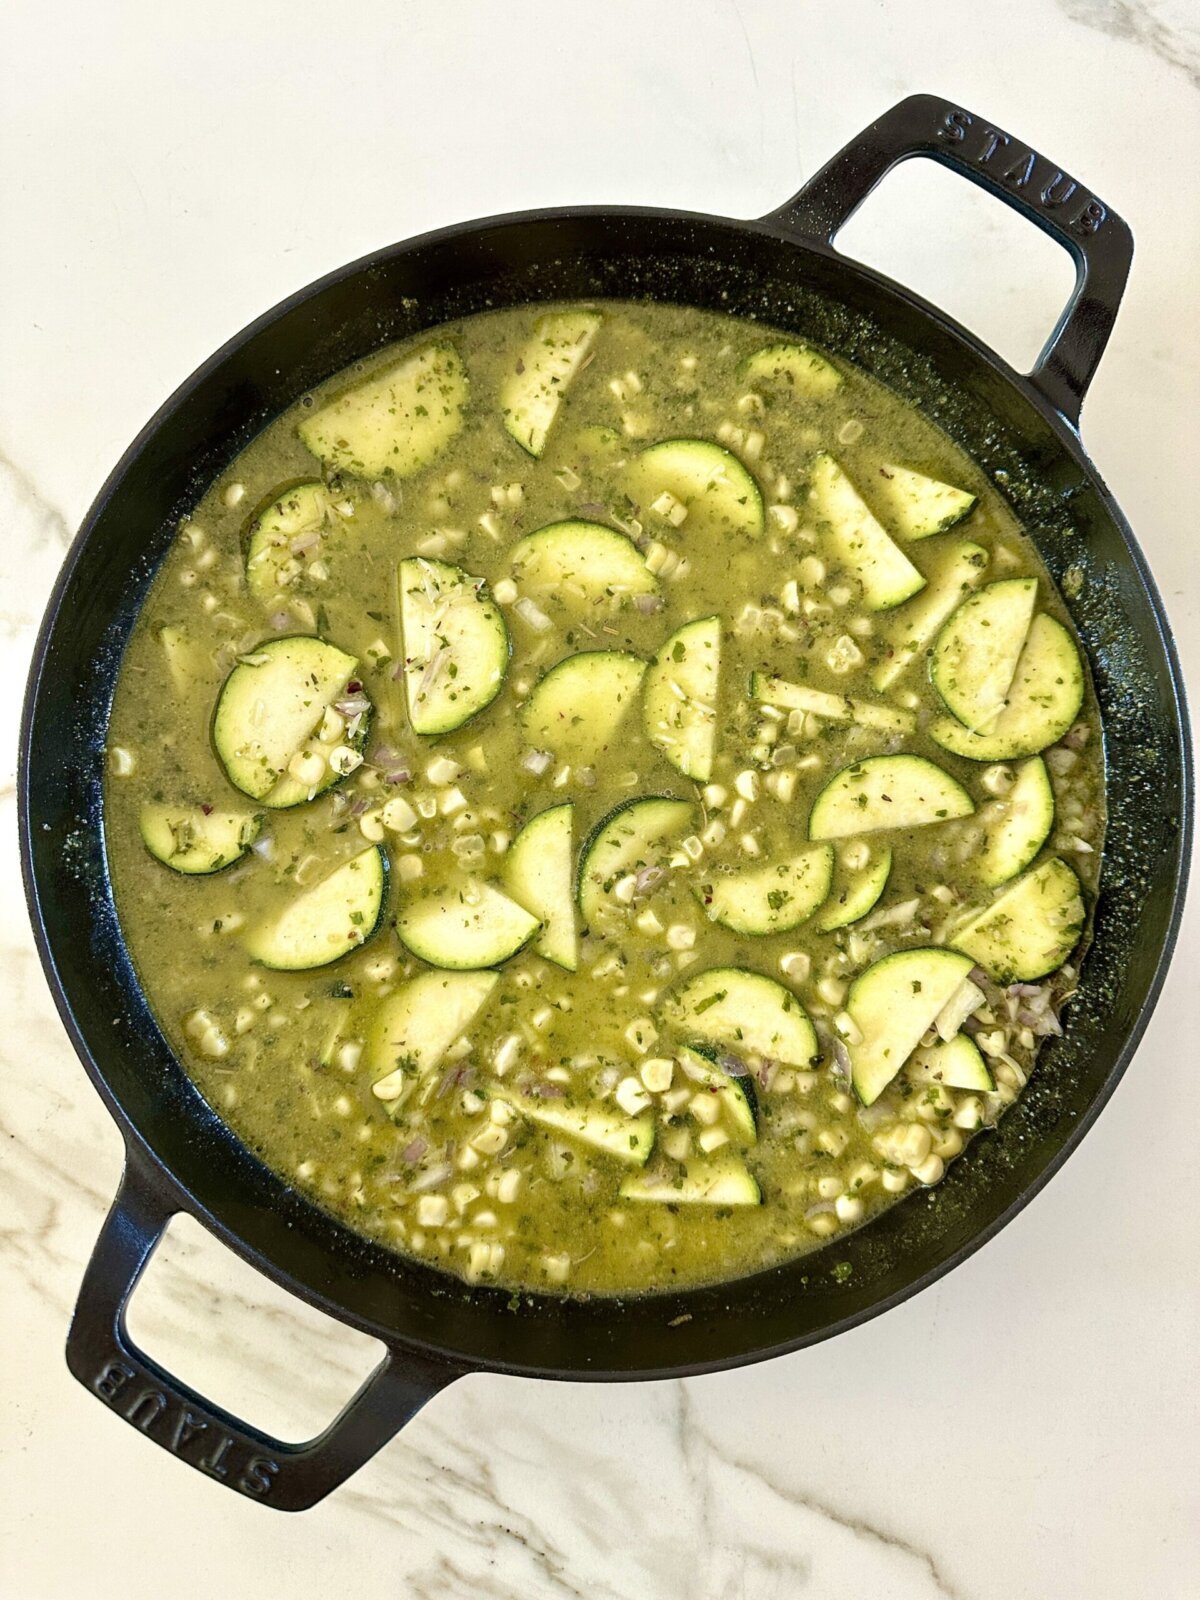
[19,200,1194,1379]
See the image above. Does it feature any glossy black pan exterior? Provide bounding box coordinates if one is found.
[19,95,1191,1509]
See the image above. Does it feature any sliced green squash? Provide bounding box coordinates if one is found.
[642,616,720,781]
[140,804,261,875]
[809,755,974,840]
[577,797,694,930]
[395,879,540,970]
[508,520,657,608]
[159,624,206,695]
[845,947,975,1105]
[244,847,387,971]
[398,558,509,735]
[931,578,1038,732]
[499,1086,653,1166]
[368,970,498,1109]
[675,1045,757,1144]
[907,1033,994,1092]
[620,1151,761,1206]
[817,846,893,932]
[949,857,1084,982]
[520,651,645,765]
[750,671,915,735]
[930,614,1085,762]
[299,344,467,479]
[739,341,841,397]
[504,804,577,971]
[977,757,1055,888]
[501,310,603,457]
[700,845,833,937]
[244,480,336,602]
[806,452,925,610]
[211,636,362,804]
[871,540,988,691]
[625,438,763,539]
[317,1000,354,1069]
[869,464,977,539]
[661,968,818,1069]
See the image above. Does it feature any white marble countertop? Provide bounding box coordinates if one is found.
[2,2,1198,1595]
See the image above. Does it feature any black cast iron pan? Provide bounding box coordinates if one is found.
[18,94,1192,1509]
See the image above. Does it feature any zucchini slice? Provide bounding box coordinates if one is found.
[661,967,818,1069]
[317,1000,354,1069]
[395,878,540,970]
[368,970,498,1109]
[817,846,892,932]
[739,341,841,397]
[244,480,336,603]
[500,1086,653,1166]
[212,636,362,804]
[520,651,646,765]
[625,438,764,539]
[159,624,205,695]
[700,845,833,937]
[508,520,657,608]
[500,310,603,457]
[931,578,1038,732]
[870,464,977,539]
[977,756,1055,888]
[871,540,988,691]
[807,453,925,610]
[620,1151,761,1206]
[676,1045,757,1143]
[845,947,975,1105]
[949,857,1084,982]
[809,754,975,840]
[750,672,915,735]
[642,615,721,781]
[907,1033,994,1092]
[504,804,577,971]
[140,804,261,875]
[399,558,509,735]
[578,796,694,929]
[298,344,467,479]
[244,846,387,971]
[930,614,1085,762]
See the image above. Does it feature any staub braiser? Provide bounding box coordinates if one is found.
[19,95,1191,1510]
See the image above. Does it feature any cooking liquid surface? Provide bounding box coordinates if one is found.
[104,301,1104,1295]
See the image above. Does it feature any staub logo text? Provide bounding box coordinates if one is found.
[937,106,1107,236]
[94,1359,279,1496]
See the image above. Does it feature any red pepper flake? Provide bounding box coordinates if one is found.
[347,680,363,693]
[200,803,213,815]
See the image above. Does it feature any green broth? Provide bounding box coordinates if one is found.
[104,301,1105,1295]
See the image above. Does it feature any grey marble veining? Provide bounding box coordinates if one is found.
[1057,0,1200,88]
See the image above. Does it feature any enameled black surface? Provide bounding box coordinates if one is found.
[19,95,1191,1508]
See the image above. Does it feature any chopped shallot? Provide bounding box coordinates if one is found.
[409,1163,453,1193]
[335,692,372,718]
[717,1053,751,1078]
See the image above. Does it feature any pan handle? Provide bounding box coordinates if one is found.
[66,1147,463,1511]
[761,92,1133,428]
